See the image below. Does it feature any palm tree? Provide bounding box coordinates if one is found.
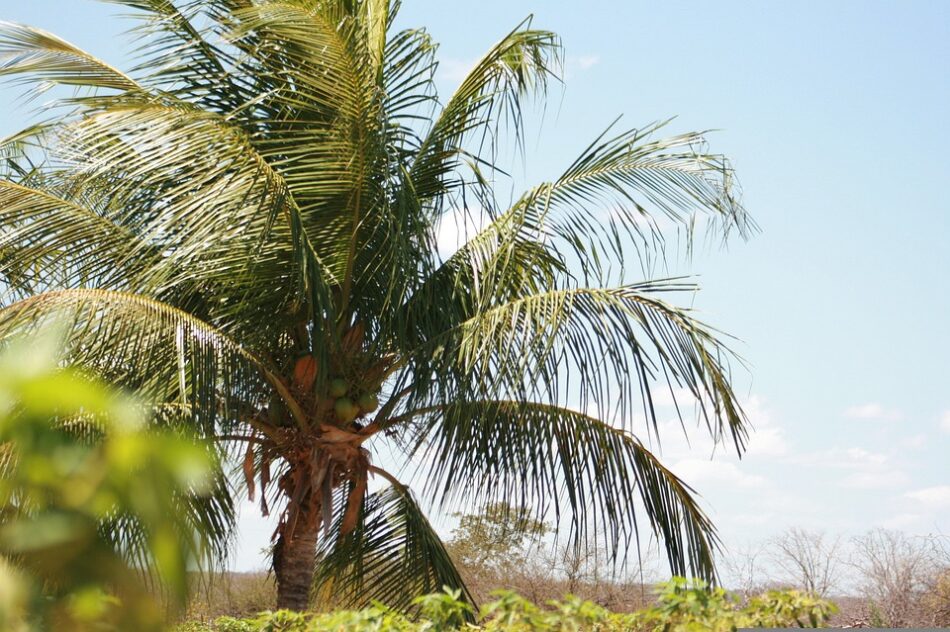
[0,0,754,612]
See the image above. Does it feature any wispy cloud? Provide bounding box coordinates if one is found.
[940,410,950,434]
[743,396,788,458]
[905,485,950,509]
[564,54,600,79]
[790,447,908,491]
[843,402,902,422]
[671,458,768,489]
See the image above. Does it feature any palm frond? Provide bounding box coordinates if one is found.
[45,99,336,345]
[312,479,472,612]
[0,21,141,93]
[410,21,560,204]
[401,400,718,580]
[0,180,150,298]
[0,289,304,433]
[406,281,746,452]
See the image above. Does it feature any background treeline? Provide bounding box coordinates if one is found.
[183,503,950,629]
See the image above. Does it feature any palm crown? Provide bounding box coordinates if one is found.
[0,0,754,611]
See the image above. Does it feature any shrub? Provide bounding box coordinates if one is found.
[174,579,837,631]
[0,332,218,631]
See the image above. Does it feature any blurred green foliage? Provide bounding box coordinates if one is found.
[178,579,837,631]
[0,332,217,631]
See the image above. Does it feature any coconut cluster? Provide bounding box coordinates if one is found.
[329,377,378,424]
[274,321,384,429]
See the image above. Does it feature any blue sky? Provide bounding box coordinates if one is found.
[2,1,948,580]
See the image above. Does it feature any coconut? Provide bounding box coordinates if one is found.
[328,378,348,398]
[267,393,286,426]
[357,392,379,413]
[293,355,317,391]
[334,397,359,423]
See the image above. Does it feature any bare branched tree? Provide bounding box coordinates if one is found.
[850,529,937,627]
[769,527,843,597]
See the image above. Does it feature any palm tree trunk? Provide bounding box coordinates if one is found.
[274,517,320,611]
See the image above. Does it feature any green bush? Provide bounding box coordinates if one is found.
[176,579,837,631]
[0,332,218,631]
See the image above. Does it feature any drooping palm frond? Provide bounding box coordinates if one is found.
[0,21,141,94]
[397,400,717,580]
[312,479,472,612]
[403,280,745,452]
[0,180,149,299]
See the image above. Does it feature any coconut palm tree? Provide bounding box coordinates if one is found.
[0,0,754,612]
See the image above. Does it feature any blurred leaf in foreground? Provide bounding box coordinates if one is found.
[0,329,216,631]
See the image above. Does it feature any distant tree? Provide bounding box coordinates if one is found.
[770,527,843,597]
[722,542,767,598]
[0,0,753,611]
[448,502,548,572]
[850,529,936,626]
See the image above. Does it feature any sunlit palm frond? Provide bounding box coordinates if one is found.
[0,289,303,434]
[410,281,745,451]
[0,180,151,299]
[410,22,561,205]
[0,21,141,94]
[48,100,337,342]
[98,0,233,93]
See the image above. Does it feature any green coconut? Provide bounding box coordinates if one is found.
[267,393,286,426]
[328,378,349,398]
[334,397,359,423]
[357,392,379,413]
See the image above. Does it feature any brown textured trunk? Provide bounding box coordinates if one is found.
[274,516,320,611]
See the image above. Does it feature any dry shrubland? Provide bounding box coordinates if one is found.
[181,508,950,629]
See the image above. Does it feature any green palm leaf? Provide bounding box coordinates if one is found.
[399,400,718,579]
[312,479,472,612]
[0,21,140,93]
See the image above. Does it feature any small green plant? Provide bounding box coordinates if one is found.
[414,588,476,630]
[631,578,837,631]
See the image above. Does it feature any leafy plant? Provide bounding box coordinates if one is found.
[0,0,754,611]
[173,580,836,631]
[0,331,219,631]
[631,577,837,631]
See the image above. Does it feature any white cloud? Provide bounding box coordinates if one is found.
[941,410,950,434]
[906,485,950,509]
[842,447,888,465]
[880,512,926,530]
[571,54,600,71]
[671,458,768,489]
[900,433,927,449]
[843,402,902,422]
[840,470,908,490]
[743,396,788,458]
[564,54,600,79]
[642,394,787,461]
[434,206,490,258]
[790,447,907,491]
